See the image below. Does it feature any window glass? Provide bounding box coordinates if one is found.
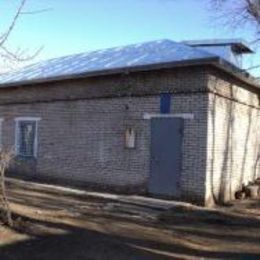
[160,93,171,114]
[18,121,36,157]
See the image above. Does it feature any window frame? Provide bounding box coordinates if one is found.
[15,117,41,158]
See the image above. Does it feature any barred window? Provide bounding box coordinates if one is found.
[15,118,40,157]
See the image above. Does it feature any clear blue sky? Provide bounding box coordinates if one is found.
[2,0,260,76]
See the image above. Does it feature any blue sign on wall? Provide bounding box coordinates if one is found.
[160,93,171,114]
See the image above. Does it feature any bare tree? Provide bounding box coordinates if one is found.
[0,1,28,226]
[212,0,260,41]
[0,0,46,73]
[210,0,260,73]
[0,0,46,226]
[0,149,15,227]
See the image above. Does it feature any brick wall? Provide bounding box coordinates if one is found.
[0,93,208,202]
[0,66,209,202]
[205,69,260,206]
[0,66,207,106]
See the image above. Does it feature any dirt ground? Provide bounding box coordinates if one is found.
[0,178,260,260]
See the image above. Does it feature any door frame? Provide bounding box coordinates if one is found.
[148,117,184,197]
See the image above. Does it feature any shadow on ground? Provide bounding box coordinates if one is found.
[1,215,260,260]
[1,178,260,259]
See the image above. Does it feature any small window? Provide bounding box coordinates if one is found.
[15,118,40,157]
[160,93,171,114]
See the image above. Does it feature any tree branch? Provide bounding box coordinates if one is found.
[244,63,260,70]
[0,0,27,47]
[0,45,44,62]
[21,8,53,15]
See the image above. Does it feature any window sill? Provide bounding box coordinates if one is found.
[15,154,37,161]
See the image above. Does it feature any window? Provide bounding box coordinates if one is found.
[160,93,171,114]
[15,117,40,157]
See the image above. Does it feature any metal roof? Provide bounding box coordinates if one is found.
[183,39,253,53]
[0,39,217,86]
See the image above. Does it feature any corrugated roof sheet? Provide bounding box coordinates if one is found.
[0,39,217,86]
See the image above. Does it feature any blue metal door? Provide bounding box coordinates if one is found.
[149,118,183,197]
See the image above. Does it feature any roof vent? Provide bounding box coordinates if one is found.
[183,39,253,68]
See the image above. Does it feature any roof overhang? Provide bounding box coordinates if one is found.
[183,39,254,54]
[0,56,259,91]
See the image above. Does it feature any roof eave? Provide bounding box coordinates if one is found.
[0,56,258,91]
[0,57,219,88]
[183,39,254,53]
[211,59,260,90]
[232,43,254,54]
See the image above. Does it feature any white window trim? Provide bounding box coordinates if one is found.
[15,117,41,122]
[143,113,194,120]
[15,117,41,158]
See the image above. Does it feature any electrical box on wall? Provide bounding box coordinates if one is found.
[125,128,136,149]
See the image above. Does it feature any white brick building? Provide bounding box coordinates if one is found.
[0,39,259,206]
